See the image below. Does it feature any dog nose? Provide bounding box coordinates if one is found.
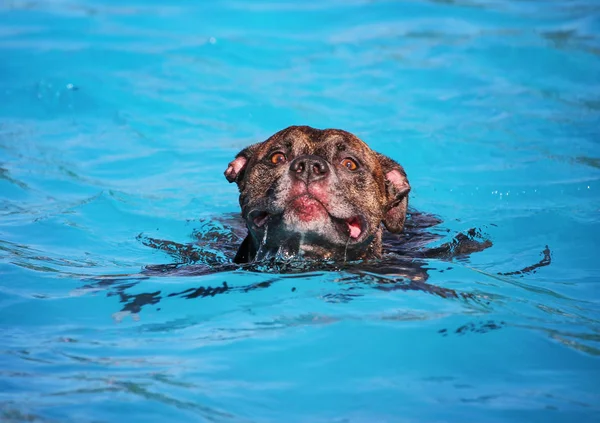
[289,155,330,183]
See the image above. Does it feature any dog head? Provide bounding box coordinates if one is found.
[224,126,410,263]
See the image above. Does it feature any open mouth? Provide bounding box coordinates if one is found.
[250,209,365,241]
[331,215,364,240]
[250,210,270,228]
[347,216,363,239]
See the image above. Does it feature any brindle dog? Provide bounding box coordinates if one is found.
[224,126,412,263]
[80,126,551,317]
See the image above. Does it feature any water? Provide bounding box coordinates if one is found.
[1,0,599,421]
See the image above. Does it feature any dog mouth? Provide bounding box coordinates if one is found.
[248,209,365,240]
[250,210,271,228]
[332,215,364,239]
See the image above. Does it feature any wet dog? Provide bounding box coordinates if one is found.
[83,126,553,317]
[225,125,411,263]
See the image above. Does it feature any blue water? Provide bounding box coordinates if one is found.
[1,0,599,421]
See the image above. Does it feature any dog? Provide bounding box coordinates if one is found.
[225,125,412,263]
[82,126,553,317]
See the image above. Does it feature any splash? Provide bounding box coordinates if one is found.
[254,223,270,261]
[343,232,352,264]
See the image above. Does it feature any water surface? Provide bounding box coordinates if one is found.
[1,0,599,422]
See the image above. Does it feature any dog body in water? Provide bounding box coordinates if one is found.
[225,125,411,263]
[86,126,553,318]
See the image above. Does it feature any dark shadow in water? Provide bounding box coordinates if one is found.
[77,210,553,319]
[438,320,506,337]
[498,245,552,277]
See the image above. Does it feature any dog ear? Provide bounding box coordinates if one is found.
[224,143,260,184]
[376,153,411,233]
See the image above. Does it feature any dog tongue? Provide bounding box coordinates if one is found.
[346,217,361,239]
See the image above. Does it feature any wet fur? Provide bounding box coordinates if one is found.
[78,126,551,317]
[225,126,410,262]
[83,212,552,317]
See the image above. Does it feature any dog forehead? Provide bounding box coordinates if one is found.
[256,126,310,154]
[318,130,368,151]
[259,126,370,155]
[316,131,381,167]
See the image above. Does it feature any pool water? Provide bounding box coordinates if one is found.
[1,0,599,421]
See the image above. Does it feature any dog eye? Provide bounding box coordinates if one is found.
[270,152,287,164]
[341,158,358,171]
